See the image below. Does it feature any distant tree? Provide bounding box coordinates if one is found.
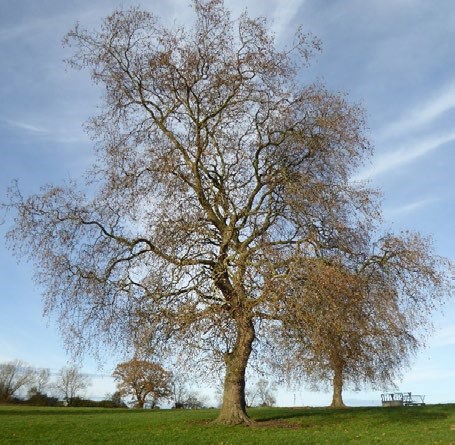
[27,368,51,398]
[246,379,276,407]
[109,390,126,408]
[113,359,172,408]
[171,372,208,409]
[26,392,59,407]
[276,232,451,407]
[0,360,35,402]
[55,365,90,404]
[184,392,208,409]
[255,379,276,407]
[172,373,193,409]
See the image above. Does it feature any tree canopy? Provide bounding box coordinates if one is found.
[113,359,172,408]
[273,232,449,407]
[5,0,452,424]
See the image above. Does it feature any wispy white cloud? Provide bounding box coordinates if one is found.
[229,0,305,40]
[271,0,305,39]
[2,119,48,134]
[354,131,455,180]
[353,81,455,180]
[381,83,455,138]
[1,118,91,145]
[384,197,439,218]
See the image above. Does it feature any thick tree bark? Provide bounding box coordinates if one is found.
[330,366,346,408]
[134,390,145,408]
[216,317,255,425]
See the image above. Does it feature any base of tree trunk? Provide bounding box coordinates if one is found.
[330,401,347,408]
[214,409,254,425]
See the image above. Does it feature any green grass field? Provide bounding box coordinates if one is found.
[0,404,454,444]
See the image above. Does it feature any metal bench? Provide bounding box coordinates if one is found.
[381,392,426,407]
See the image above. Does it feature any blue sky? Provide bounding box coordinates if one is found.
[0,0,454,406]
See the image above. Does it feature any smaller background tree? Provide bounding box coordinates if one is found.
[275,232,451,408]
[171,374,208,409]
[27,368,51,398]
[55,365,90,405]
[109,390,126,408]
[246,379,276,407]
[0,360,35,402]
[113,359,172,408]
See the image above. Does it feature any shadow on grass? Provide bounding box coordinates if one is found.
[251,406,362,419]
[249,404,455,427]
[250,406,360,427]
[377,405,453,424]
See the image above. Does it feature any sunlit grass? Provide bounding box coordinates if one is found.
[0,404,454,444]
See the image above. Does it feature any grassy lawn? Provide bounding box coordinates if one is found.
[0,404,454,444]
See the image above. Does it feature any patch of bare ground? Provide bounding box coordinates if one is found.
[252,419,302,429]
[193,419,303,429]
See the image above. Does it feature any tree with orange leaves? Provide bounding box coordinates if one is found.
[113,359,172,408]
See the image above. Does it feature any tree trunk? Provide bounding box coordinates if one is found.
[330,366,346,408]
[216,317,255,425]
[134,395,145,408]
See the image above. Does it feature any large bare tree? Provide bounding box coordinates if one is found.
[6,0,380,423]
